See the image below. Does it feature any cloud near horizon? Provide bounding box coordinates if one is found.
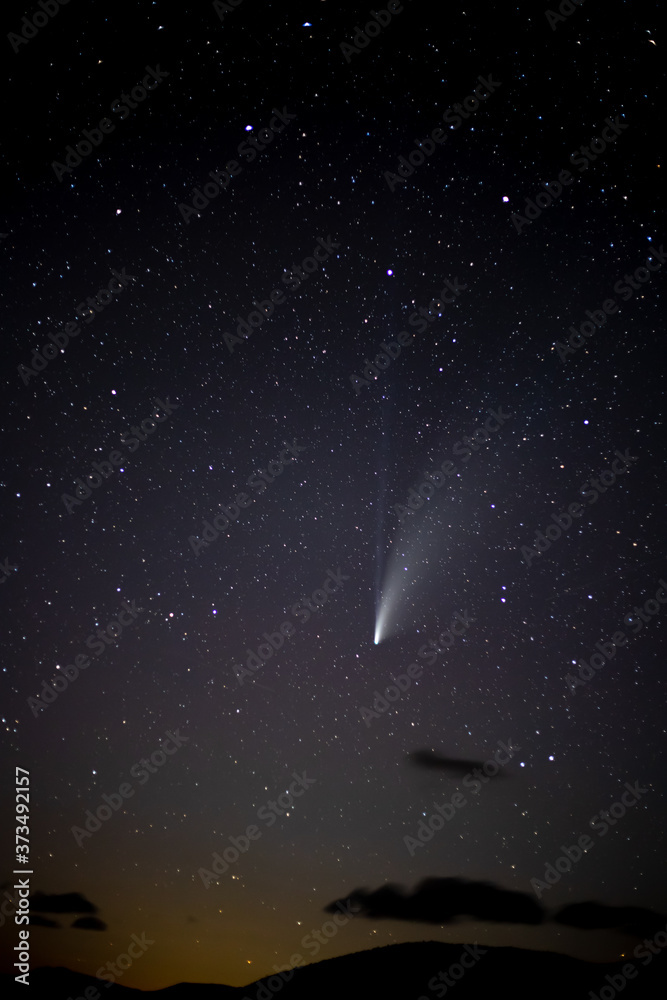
[71,916,107,931]
[326,879,665,934]
[326,878,544,926]
[29,891,99,915]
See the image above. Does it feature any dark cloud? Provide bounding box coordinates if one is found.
[326,880,666,940]
[29,891,98,914]
[326,878,544,926]
[71,916,107,931]
[407,749,488,775]
[554,902,666,936]
[28,914,61,928]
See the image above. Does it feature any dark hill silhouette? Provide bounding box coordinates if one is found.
[2,941,666,1000]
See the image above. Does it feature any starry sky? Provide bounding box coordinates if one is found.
[1,0,666,990]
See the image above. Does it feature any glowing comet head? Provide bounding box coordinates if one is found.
[374,594,394,646]
[375,529,428,645]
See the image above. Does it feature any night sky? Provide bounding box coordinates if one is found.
[1,0,666,991]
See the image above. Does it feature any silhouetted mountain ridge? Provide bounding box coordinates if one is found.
[3,940,666,999]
